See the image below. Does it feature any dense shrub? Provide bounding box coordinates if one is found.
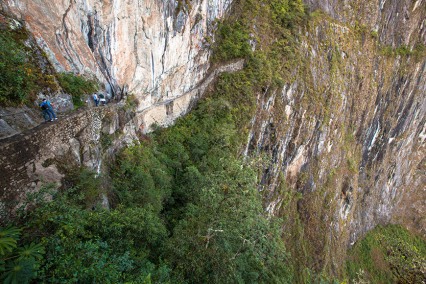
[164,159,292,283]
[347,225,426,284]
[57,73,98,108]
[212,21,252,62]
[16,186,169,283]
[0,33,37,105]
[0,18,59,106]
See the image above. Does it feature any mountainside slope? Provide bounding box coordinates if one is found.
[245,0,425,276]
[0,0,424,282]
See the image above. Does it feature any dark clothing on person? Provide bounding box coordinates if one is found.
[39,99,57,121]
[46,100,56,117]
[99,94,107,106]
[41,108,50,121]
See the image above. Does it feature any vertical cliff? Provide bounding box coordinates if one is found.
[2,0,231,107]
[0,0,424,281]
[0,0,235,205]
[245,0,425,276]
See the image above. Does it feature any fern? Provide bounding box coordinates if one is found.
[0,227,21,256]
[0,227,43,284]
[17,243,45,261]
[0,227,21,239]
[2,259,35,284]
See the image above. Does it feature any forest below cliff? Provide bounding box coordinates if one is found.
[1,0,425,283]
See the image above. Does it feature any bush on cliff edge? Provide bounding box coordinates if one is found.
[347,225,426,284]
[0,16,58,106]
[57,73,98,109]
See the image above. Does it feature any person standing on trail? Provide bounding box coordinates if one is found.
[45,98,57,121]
[39,98,57,122]
[93,93,99,107]
[39,100,50,122]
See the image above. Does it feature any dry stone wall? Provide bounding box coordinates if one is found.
[0,105,138,218]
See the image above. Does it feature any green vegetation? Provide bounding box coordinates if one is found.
[353,21,368,37]
[0,14,98,108]
[413,43,426,61]
[380,43,426,61]
[370,30,379,39]
[212,0,305,63]
[124,93,139,110]
[212,21,252,62]
[0,32,37,105]
[347,225,426,284]
[176,0,192,14]
[0,227,45,284]
[57,73,98,109]
[2,2,310,282]
[0,19,57,106]
[8,93,293,282]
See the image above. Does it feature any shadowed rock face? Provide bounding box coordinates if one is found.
[2,0,231,104]
[245,0,425,275]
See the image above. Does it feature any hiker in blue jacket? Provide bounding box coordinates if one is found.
[39,100,50,121]
[92,93,99,107]
[39,98,57,121]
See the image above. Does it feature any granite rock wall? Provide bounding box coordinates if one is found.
[2,0,232,105]
[244,0,425,275]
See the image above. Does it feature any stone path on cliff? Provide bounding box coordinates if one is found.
[0,59,246,204]
[0,105,113,146]
[147,59,245,108]
[0,59,245,147]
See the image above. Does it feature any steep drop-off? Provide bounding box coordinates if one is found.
[245,0,425,276]
[0,0,425,281]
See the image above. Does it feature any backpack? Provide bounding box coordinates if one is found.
[40,103,48,110]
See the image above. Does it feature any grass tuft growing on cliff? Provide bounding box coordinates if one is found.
[380,43,426,61]
[347,224,426,284]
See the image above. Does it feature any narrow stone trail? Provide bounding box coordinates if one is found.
[0,105,113,146]
[0,59,245,207]
[0,59,245,146]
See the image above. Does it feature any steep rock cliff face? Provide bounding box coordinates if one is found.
[246,0,425,275]
[0,0,424,278]
[2,0,231,108]
[0,0,225,206]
